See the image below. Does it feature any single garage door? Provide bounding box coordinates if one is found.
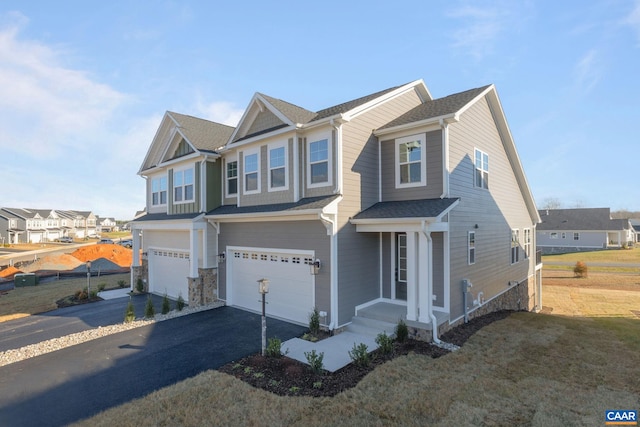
[229,247,314,325]
[149,248,190,301]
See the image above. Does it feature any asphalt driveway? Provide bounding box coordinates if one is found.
[0,306,306,427]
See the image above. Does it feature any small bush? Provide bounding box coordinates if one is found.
[75,289,88,300]
[348,343,370,367]
[124,300,135,323]
[144,296,155,318]
[161,293,171,315]
[89,289,99,299]
[136,278,144,293]
[309,307,320,335]
[265,337,285,358]
[97,282,107,292]
[573,261,588,278]
[304,349,324,374]
[375,332,394,355]
[395,319,409,343]
[117,280,127,288]
[176,293,185,311]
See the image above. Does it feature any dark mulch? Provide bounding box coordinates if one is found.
[218,310,514,397]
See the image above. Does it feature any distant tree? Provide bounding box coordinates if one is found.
[540,197,562,210]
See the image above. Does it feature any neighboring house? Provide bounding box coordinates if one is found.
[132,79,541,338]
[57,210,97,239]
[0,209,25,244]
[631,219,640,243]
[23,209,64,242]
[98,217,118,233]
[537,208,635,254]
[1,208,47,243]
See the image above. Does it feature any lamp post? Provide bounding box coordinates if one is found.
[86,260,92,300]
[258,278,269,356]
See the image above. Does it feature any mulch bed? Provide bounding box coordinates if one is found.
[218,310,513,397]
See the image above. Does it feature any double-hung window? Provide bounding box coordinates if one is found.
[523,228,531,259]
[268,143,287,190]
[511,229,520,264]
[468,231,476,265]
[396,134,426,188]
[151,176,167,206]
[173,168,194,203]
[308,138,330,186]
[243,150,260,194]
[226,161,238,196]
[475,148,489,189]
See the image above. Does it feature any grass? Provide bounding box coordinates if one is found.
[0,273,130,322]
[71,260,640,426]
[542,246,640,264]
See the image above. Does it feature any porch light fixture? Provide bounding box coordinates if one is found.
[257,278,270,355]
[217,252,226,263]
[310,259,321,275]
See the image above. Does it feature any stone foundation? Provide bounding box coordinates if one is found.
[188,267,218,306]
[131,260,148,293]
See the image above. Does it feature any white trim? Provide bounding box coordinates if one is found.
[242,148,261,195]
[390,233,396,300]
[150,175,168,207]
[224,156,238,199]
[474,148,489,190]
[267,141,289,192]
[306,134,333,189]
[172,165,195,204]
[468,230,476,265]
[395,133,426,188]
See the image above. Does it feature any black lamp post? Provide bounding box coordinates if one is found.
[86,260,92,299]
[258,278,269,356]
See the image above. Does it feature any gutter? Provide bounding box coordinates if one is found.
[439,118,450,199]
[319,212,338,331]
[330,118,343,195]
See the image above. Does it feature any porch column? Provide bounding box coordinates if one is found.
[132,227,141,267]
[418,232,431,323]
[406,232,418,321]
[189,227,198,278]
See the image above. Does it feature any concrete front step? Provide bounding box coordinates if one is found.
[346,316,397,338]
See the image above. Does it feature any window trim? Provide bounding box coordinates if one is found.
[226,160,238,198]
[307,136,332,189]
[511,228,520,264]
[243,148,261,195]
[468,231,476,265]
[151,176,168,206]
[395,133,426,188]
[268,142,288,191]
[474,148,489,189]
[172,167,194,204]
[523,228,531,259]
[397,233,407,283]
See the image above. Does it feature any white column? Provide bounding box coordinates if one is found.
[189,227,198,278]
[418,232,430,323]
[132,227,141,267]
[406,232,417,321]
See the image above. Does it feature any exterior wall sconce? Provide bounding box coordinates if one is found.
[217,252,226,263]
[310,259,321,275]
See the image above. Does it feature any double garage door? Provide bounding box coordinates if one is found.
[148,248,190,301]
[228,247,314,325]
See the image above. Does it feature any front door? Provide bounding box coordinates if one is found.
[395,233,407,300]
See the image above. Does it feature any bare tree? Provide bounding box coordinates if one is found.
[540,197,562,210]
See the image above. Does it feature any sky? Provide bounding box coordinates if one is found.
[0,0,639,220]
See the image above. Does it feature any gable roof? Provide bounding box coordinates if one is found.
[537,208,630,231]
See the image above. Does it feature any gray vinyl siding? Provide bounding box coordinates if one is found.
[169,165,200,215]
[537,230,606,248]
[432,232,445,308]
[336,89,423,325]
[217,220,332,321]
[447,96,534,320]
[382,232,391,299]
[380,130,443,201]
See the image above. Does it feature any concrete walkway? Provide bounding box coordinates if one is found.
[97,288,133,300]
[282,331,379,372]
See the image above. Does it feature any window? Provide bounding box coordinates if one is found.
[151,177,167,206]
[397,233,407,282]
[475,148,489,189]
[550,232,559,239]
[396,134,426,187]
[308,138,330,186]
[243,150,260,193]
[523,228,531,259]
[226,161,238,196]
[173,168,194,203]
[511,229,520,264]
[468,231,476,265]
[269,144,287,190]
[574,232,580,241]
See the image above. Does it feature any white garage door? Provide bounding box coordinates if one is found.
[149,248,190,301]
[229,247,314,325]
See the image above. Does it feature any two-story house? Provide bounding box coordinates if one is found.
[132,79,541,339]
[0,209,25,244]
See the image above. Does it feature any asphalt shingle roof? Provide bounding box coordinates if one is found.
[353,198,459,220]
[207,195,341,216]
[169,111,235,152]
[537,208,630,231]
[133,212,203,222]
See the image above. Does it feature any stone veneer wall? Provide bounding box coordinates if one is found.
[188,267,218,306]
[131,259,149,292]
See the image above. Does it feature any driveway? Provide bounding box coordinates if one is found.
[0,306,306,427]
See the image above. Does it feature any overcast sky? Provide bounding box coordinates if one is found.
[1,0,639,219]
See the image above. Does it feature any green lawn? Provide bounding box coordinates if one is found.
[542,247,640,264]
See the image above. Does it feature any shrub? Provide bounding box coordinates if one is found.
[117,280,127,288]
[265,337,285,358]
[161,293,171,315]
[89,289,99,299]
[309,307,320,335]
[144,295,155,318]
[176,293,185,311]
[375,332,394,355]
[348,343,370,367]
[97,282,106,292]
[75,289,88,300]
[124,299,135,323]
[395,319,409,343]
[304,349,324,374]
[136,278,144,293]
[573,261,588,278]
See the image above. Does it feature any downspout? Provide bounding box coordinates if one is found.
[439,118,450,199]
[421,220,441,344]
[330,118,343,195]
[320,212,338,330]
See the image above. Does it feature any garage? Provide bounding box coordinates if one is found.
[148,248,190,301]
[228,247,315,325]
